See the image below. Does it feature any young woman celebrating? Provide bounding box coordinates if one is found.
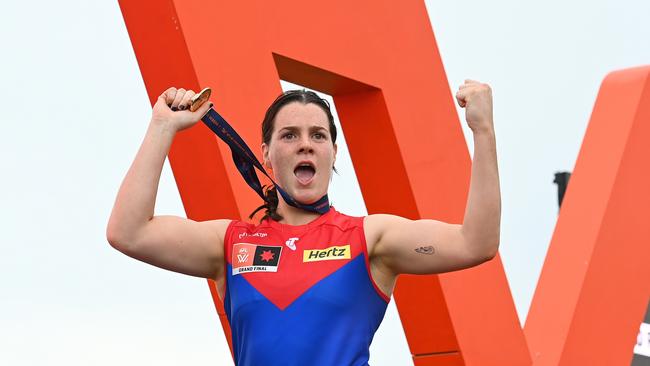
[107,81,500,366]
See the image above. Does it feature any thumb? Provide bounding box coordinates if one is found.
[455,90,467,108]
[192,99,213,120]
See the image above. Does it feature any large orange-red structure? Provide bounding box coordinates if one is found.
[524,66,650,365]
[118,0,649,364]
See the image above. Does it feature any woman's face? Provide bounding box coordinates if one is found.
[262,101,337,205]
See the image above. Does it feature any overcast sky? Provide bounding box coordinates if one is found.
[1,0,649,364]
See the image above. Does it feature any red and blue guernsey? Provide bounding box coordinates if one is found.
[223,208,390,366]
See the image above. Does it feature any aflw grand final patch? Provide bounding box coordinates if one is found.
[232,243,282,275]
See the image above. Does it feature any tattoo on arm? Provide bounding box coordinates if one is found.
[414,245,435,255]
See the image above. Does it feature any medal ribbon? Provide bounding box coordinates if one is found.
[201,107,330,214]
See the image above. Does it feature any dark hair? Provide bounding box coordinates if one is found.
[249,90,338,222]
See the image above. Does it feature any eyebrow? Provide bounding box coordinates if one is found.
[278,126,329,134]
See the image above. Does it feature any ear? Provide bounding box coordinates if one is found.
[333,143,338,168]
[262,142,272,169]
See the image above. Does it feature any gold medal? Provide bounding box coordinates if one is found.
[189,87,212,112]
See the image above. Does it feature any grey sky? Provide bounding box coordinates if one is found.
[1,0,648,364]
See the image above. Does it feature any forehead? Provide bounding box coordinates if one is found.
[273,102,329,131]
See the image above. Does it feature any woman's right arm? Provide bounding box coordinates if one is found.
[106,87,230,280]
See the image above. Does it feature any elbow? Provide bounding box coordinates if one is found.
[105,220,134,253]
[106,232,120,250]
[106,225,124,251]
[479,238,500,263]
[466,236,500,265]
[462,228,500,264]
[483,247,498,262]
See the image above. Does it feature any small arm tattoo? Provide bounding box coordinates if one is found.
[414,246,435,255]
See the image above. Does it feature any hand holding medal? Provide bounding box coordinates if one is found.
[151,87,213,132]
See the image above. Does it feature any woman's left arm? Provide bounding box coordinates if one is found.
[366,80,501,275]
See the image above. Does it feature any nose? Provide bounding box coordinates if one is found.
[297,135,314,154]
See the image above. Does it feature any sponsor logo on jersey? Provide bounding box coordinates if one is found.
[285,237,299,251]
[303,245,351,262]
[238,232,268,239]
[232,243,282,275]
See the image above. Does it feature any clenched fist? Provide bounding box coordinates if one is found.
[455,80,494,134]
[151,87,213,132]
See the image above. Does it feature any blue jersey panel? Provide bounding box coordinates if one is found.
[224,255,388,366]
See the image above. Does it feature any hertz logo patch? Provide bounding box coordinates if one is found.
[303,245,351,262]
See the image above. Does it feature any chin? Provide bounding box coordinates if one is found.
[290,187,325,205]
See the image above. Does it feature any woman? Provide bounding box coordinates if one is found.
[106,81,500,365]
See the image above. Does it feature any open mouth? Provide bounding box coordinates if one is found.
[294,162,316,185]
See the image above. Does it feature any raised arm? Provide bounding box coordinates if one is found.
[106,87,230,281]
[367,80,501,276]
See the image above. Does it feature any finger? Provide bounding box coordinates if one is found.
[464,79,480,84]
[455,91,467,108]
[456,88,470,99]
[178,90,196,111]
[192,100,213,119]
[160,87,178,107]
[171,88,186,111]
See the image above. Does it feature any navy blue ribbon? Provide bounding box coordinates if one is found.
[201,108,330,214]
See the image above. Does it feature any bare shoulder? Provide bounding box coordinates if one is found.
[363,214,406,256]
[207,218,234,241]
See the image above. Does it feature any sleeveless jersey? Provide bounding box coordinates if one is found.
[223,208,390,366]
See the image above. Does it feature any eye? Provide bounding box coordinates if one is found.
[312,132,326,140]
[281,132,296,140]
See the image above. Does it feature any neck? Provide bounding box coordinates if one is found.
[275,196,323,226]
